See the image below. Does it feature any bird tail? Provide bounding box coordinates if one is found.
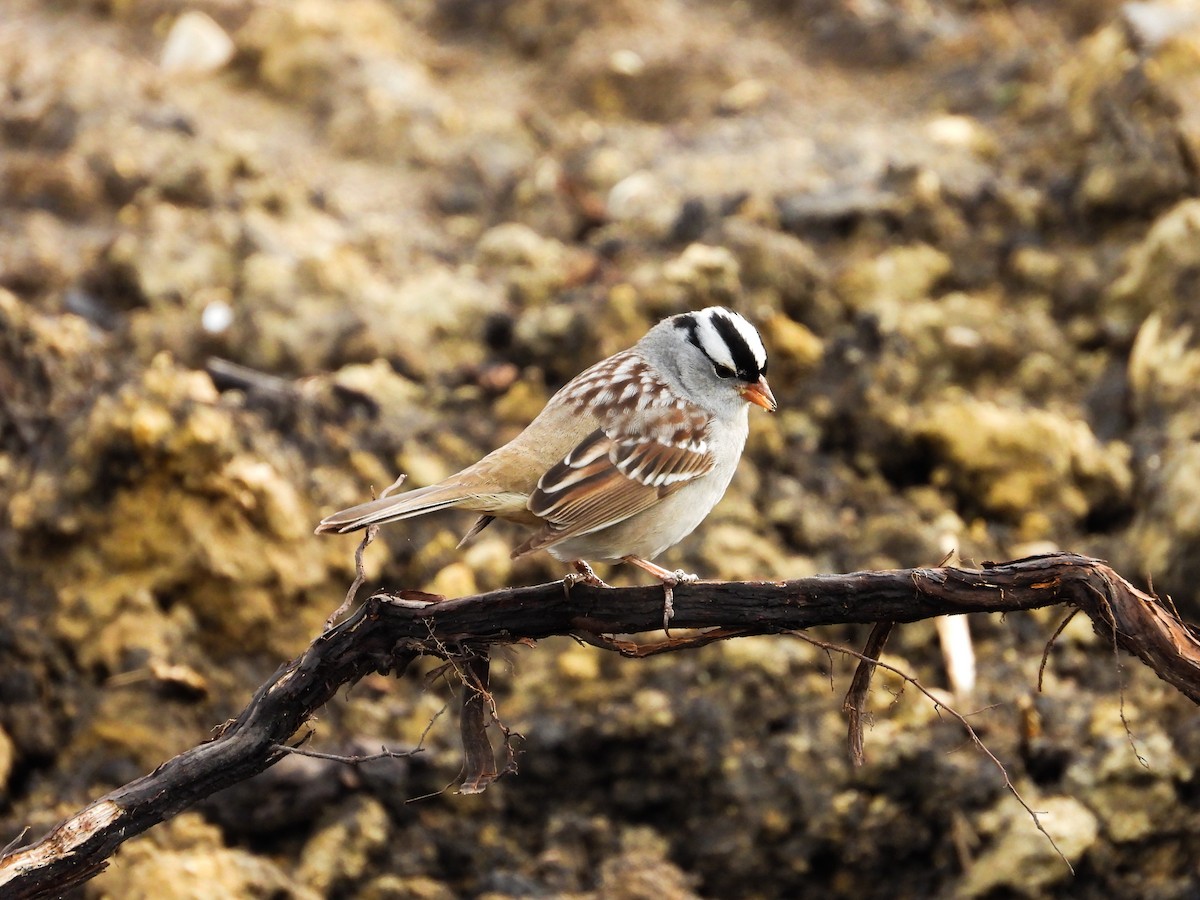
[315,483,472,534]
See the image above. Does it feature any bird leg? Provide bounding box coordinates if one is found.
[622,556,700,633]
[562,559,612,597]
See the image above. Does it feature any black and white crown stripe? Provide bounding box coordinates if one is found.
[675,307,767,381]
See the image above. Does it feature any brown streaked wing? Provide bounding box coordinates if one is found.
[525,429,658,525]
[513,409,715,557]
[610,435,713,487]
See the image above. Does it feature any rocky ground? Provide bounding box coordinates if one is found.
[3,0,1200,896]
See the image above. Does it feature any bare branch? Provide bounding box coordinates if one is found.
[843,620,895,767]
[458,651,499,794]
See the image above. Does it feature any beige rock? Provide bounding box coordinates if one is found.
[160,12,235,76]
[762,311,823,373]
[717,78,770,115]
[906,395,1133,536]
[598,825,701,900]
[836,243,952,312]
[238,0,413,101]
[92,813,306,899]
[476,222,590,305]
[359,875,457,900]
[1054,23,1193,214]
[961,794,1098,897]
[1105,200,1200,338]
[426,560,478,598]
[565,20,735,122]
[326,59,453,161]
[663,243,741,301]
[297,797,391,893]
[606,170,684,240]
[721,219,828,305]
[0,725,14,793]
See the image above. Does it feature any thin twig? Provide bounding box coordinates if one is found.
[1038,609,1079,691]
[275,745,424,764]
[324,475,406,629]
[325,525,378,630]
[404,779,459,805]
[274,700,448,766]
[1147,573,1186,629]
[0,829,29,859]
[204,358,297,396]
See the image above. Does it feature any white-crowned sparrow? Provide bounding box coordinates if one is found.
[317,306,775,618]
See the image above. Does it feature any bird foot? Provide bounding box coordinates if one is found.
[660,583,675,634]
[563,560,612,597]
[665,569,700,585]
[620,557,702,635]
[656,572,698,634]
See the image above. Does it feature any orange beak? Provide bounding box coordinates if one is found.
[740,376,777,412]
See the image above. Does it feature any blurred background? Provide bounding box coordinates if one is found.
[2,0,1200,896]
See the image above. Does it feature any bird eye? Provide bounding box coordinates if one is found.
[714,364,736,379]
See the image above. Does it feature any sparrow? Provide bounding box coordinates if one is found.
[317,306,776,624]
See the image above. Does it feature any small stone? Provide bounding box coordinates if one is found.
[91,813,298,897]
[1010,246,1062,291]
[908,397,1133,533]
[200,298,234,334]
[762,312,823,371]
[129,404,174,450]
[360,875,456,900]
[836,243,952,311]
[607,170,682,238]
[943,325,982,349]
[477,223,565,268]
[1104,199,1200,340]
[663,243,741,296]
[609,49,646,77]
[160,11,236,75]
[332,359,424,414]
[1122,1,1200,51]
[926,114,996,157]
[717,78,769,115]
[0,725,14,792]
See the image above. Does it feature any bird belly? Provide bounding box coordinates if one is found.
[544,470,734,563]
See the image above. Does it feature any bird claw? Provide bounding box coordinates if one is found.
[563,560,612,598]
[661,582,675,634]
[658,571,698,632]
[668,569,700,585]
[618,557,702,635]
[657,571,698,634]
